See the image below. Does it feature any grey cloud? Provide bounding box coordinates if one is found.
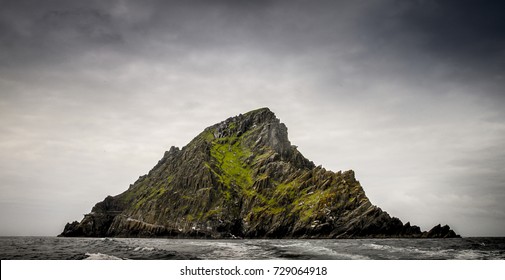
[0,3,122,70]
[447,144,505,197]
[38,8,122,43]
[353,0,505,96]
[391,0,505,58]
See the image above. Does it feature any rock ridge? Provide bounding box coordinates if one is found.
[59,107,459,239]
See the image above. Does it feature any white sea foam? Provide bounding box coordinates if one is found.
[362,243,426,253]
[133,247,155,252]
[454,250,484,260]
[275,241,369,259]
[363,243,458,259]
[204,241,256,259]
[84,252,123,260]
[306,245,370,260]
[365,243,388,250]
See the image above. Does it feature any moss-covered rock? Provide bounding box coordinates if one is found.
[59,107,459,238]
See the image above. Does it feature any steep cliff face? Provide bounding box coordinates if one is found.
[59,108,459,238]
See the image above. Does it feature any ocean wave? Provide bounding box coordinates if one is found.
[84,252,124,260]
[203,241,258,259]
[133,247,155,252]
[2,237,504,260]
[453,249,503,260]
[453,250,482,259]
[275,241,370,259]
[360,242,497,259]
[363,243,450,258]
[306,245,370,260]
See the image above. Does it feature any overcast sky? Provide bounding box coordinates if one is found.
[1,0,504,237]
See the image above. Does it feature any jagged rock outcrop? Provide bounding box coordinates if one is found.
[59,107,459,238]
[423,224,459,238]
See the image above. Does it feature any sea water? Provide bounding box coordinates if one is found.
[0,236,504,260]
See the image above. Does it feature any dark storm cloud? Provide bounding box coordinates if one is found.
[3,0,503,81]
[396,0,505,59]
[0,0,122,68]
[352,0,505,94]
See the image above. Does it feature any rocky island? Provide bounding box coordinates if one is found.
[60,108,459,238]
